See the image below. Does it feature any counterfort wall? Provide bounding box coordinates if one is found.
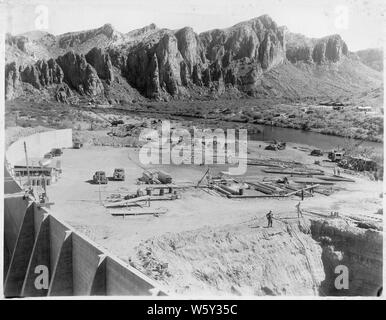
[3,129,166,297]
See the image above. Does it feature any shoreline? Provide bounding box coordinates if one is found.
[81,104,385,144]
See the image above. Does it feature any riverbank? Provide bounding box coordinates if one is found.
[134,99,384,143]
[5,98,384,144]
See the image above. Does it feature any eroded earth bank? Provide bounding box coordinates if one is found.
[131,216,382,296]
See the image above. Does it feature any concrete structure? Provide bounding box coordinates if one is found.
[4,129,166,297]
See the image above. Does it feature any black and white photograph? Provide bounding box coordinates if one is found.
[1,0,384,302]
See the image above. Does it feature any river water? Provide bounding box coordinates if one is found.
[127,110,383,153]
[248,124,383,153]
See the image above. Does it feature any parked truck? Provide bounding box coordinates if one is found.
[93,171,108,184]
[328,151,344,162]
[113,168,125,181]
[50,148,63,157]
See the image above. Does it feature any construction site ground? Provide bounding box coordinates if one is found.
[47,138,383,265]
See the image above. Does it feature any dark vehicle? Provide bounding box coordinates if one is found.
[113,168,125,181]
[93,171,108,184]
[50,148,63,157]
[44,152,53,159]
[73,142,83,149]
[111,120,124,126]
[328,151,344,162]
[310,149,323,156]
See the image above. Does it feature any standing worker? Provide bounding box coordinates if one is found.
[296,201,303,218]
[266,210,273,228]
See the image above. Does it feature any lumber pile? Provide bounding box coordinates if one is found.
[104,194,179,208]
[318,175,355,183]
[110,207,168,216]
[246,181,286,195]
[262,168,324,175]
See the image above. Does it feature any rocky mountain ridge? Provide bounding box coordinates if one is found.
[5,15,383,104]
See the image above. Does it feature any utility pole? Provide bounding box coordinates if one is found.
[98,181,102,205]
[24,141,31,187]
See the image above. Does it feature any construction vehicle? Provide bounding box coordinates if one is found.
[113,168,125,181]
[50,148,63,157]
[111,119,124,126]
[93,171,108,184]
[73,141,83,149]
[328,151,344,162]
[310,149,323,156]
[265,141,286,151]
[85,106,124,127]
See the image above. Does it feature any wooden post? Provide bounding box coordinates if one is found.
[23,142,31,187]
[98,181,102,204]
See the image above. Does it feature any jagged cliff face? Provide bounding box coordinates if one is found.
[56,51,104,96]
[5,50,104,101]
[4,15,382,103]
[286,33,348,64]
[114,15,287,98]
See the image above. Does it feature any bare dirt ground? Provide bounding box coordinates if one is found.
[46,137,383,266]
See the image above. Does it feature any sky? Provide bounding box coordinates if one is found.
[3,0,386,51]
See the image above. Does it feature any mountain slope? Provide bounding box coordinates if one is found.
[4,15,383,106]
[355,48,383,72]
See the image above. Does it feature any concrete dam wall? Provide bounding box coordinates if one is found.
[6,129,73,166]
[4,129,166,297]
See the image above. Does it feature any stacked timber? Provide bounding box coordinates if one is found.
[218,184,240,195]
[104,194,179,208]
[212,185,233,196]
[291,177,334,185]
[318,176,355,183]
[247,182,277,195]
[262,168,324,175]
[110,207,168,216]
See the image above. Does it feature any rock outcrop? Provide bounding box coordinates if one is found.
[312,35,348,63]
[56,51,104,96]
[4,15,381,103]
[5,62,21,100]
[286,33,348,64]
[57,23,121,51]
[20,59,64,89]
[6,34,29,52]
[85,47,114,84]
[55,83,73,103]
[109,15,287,99]
[5,50,104,100]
